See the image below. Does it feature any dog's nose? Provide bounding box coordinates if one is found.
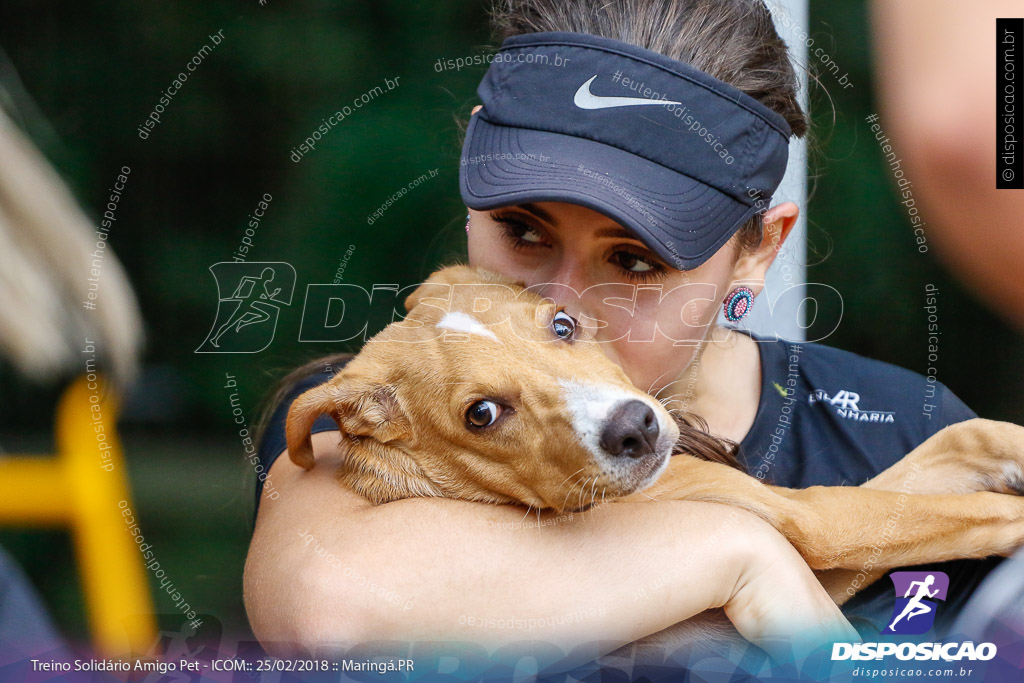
[599,400,659,458]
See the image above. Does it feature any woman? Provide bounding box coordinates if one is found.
[244,0,993,662]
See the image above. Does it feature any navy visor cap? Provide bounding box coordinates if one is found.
[459,31,792,270]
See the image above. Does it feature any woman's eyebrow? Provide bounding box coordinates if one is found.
[515,204,646,243]
[517,202,556,224]
[594,225,640,240]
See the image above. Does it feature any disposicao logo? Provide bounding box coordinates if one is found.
[831,571,997,662]
[884,571,948,635]
[196,262,296,353]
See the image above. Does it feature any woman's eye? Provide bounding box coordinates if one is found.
[505,220,544,244]
[552,310,577,339]
[492,213,547,249]
[466,400,501,428]
[516,224,544,243]
[613,250,656,273]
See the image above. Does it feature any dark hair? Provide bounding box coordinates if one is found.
[489,0,808,253]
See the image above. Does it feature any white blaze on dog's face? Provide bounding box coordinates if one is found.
[285,264,680,513]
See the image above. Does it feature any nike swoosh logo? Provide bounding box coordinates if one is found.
[573,75,682,110]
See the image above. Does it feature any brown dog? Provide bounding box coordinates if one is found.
[285,264,1024,644]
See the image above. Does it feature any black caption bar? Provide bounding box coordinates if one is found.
[998,18,1023,189]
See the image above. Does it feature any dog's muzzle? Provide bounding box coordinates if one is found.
[599,399,660,458]
[559,380,675,492]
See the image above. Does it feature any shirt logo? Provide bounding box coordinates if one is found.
[883,571,950,635]
[573,76,681,110]
[808,388,896,424]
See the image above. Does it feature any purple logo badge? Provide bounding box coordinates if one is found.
[883,571,950,635]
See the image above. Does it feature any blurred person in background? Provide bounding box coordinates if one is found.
[871,0,1024,650]
[871,0,1024,330]
[0,101,142,659]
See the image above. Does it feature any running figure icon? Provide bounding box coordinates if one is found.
[196,261,296,354]
[210,267,281,348]
[888,574,940,631]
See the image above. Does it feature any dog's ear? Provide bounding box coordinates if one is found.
[285,374,411,470]
[285,383,338,470]
[403,264,519,313]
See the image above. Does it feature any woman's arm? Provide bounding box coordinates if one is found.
[244,432,854,656]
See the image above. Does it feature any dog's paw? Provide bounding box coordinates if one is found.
[867,419,1024,496]
[947,420,1024,496]
[975,463,1024,497]
[930,420,1024,495]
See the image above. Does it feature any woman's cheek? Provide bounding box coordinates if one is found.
[680,298,720,338]
[466,230,496,270]
[681,297,711,329]
[635,291,716,347]
[613,339,698,393]
[467,232,532,284]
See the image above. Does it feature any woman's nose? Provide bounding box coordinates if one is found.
[532,254,591,299]
[533,267,587,310]
[527,256,608,334]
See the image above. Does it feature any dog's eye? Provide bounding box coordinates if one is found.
[552,310,577,340]
[466,400,501,428]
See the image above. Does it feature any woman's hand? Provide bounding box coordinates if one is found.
[724,518,860,660]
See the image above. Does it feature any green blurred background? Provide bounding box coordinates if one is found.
[0,0,1021,649]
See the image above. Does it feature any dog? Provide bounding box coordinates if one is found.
[285,264,1024,651]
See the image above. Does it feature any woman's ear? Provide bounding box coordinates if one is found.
[731,201,800,291]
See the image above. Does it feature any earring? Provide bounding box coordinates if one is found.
[465,213,471,234]
[723,286,755,322]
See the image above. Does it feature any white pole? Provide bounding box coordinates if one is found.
[736,0,809,342]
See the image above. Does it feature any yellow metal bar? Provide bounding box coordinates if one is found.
[0,375,159,657]
[0,458,71,524]
[58,375,157,657]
